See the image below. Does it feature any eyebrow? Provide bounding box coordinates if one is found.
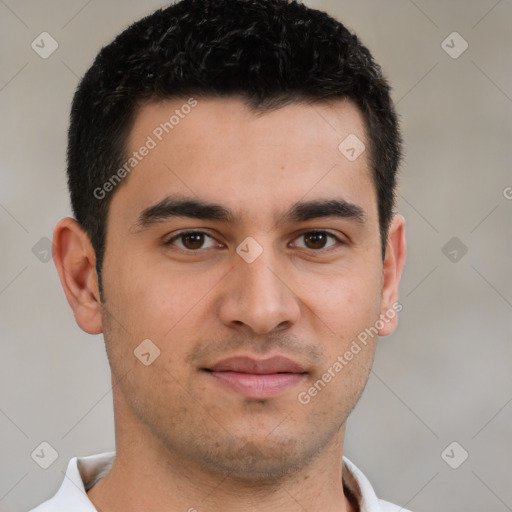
[132,195,366,231]
[284,198,365,225]
[133,196,235,230]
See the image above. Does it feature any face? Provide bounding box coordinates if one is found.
[94,97,402,480]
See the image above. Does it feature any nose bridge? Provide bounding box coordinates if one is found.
[240,248,282,296]
[219,237,300,333]
[238,239,285,301]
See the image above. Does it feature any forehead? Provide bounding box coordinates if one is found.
[110,96,377,230]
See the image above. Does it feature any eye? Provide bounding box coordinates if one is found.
[165,231,221,251]
[291,231,342,250]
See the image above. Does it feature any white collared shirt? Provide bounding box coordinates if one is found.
[28,452,411,512]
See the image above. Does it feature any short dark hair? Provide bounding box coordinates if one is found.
[67,0,401,292]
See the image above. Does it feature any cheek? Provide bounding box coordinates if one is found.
[101,262,199,398]
[105,257,225,353]
[300,264,382,341]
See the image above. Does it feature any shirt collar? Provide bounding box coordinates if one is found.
[31,452,114,512]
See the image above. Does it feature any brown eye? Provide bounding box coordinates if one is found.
[293,231,341,250]
[304,232,328,249]
[165,231,219,251]
[182,233,205,250]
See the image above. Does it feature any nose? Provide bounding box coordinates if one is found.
[217,246,301,335]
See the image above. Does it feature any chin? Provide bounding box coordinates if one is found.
[190,433,322,485]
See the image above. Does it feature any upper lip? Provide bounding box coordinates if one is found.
[205,356,307,374]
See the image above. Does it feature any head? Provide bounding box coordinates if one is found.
[55,0,405,483]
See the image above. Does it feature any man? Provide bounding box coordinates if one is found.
[31,0,407,510]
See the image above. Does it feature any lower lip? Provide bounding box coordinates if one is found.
[207,371,307,399]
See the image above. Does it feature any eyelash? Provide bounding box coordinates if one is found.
[164,230,344,252]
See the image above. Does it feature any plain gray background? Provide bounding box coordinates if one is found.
[1,1,511,511]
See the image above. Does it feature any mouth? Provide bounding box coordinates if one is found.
[202,356,308,400]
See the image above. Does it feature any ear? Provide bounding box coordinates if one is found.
[53,217,103,335]
[378,213,406,336]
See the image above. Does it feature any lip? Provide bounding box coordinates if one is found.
[203,356,308,399]
[207,356,306,374]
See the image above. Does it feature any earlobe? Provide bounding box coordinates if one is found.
[378,213,406,337]
[53,217,103,335]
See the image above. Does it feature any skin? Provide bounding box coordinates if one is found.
[53,97,406,512]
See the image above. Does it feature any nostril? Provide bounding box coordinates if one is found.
[275,320,290,331]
